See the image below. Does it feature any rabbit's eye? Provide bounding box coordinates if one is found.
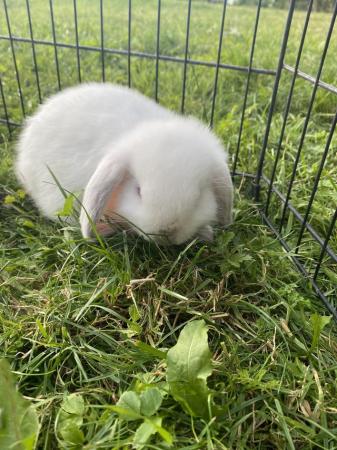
[136,186,141,197]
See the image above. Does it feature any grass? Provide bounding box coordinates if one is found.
[1,0,337,448]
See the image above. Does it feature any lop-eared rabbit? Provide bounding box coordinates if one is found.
[16,83,233,244]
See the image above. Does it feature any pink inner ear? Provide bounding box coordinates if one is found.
[96,179,126,236]
[96,221,115,236]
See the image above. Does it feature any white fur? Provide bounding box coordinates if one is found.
[16,82,233,244]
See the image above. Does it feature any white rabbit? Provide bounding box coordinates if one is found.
[16,82,233,245]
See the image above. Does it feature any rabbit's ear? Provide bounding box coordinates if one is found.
[80,158,127,238]
[213,166,233,227]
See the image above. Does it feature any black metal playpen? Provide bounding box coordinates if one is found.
[0,0,336,318]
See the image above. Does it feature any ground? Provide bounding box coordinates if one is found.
[0,1,337,449]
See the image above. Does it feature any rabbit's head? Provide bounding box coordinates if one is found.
[80,118,233,244]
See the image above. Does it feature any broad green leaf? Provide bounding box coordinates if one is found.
[16,189,26,199]
[217,231,235,248]
[133,417,173,448]
[115,391,141,421]
[311,313,331,349]
[127,321,142,335]
[144,417,173,445]
[109,405,142,421]
[21,219,35,229]
[0,359,39,450]
[4,195,15,205]
[166,320,213,418]
[129,304,141,322]
[57,394,85,448]
[58,421,84,448]
[57,194,76,217]
[133,417,162,448]
[140,388,163,417]
[60,394,85,416]
[134,341,167,359]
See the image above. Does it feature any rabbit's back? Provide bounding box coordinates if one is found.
[16,83,171,218]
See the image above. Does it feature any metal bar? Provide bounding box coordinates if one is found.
[26,0,42,103]
[254,0,295,201]
[155,0,161,102]
[0,34,277,76]
[283,63,337,96]
[232,0,262,174]
[128,0,132,87]
[73,0,81,83]
[313,208,337,281]
[181,0,192,114]
[265,0,313,215]
[231,171,255,179]
[100,0,105,82]
[261,174,337,264]
[259,210,337,322]
[278,3,337,233]
[49,0,61,90]
[295,109,337,252]
[0,78,11,134]
[209,0,228,128]
[0,117,19,127]
[3,0,26,118]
